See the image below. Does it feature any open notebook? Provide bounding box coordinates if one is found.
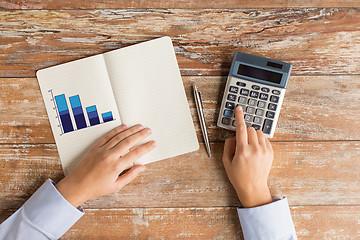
[37,36,199,175]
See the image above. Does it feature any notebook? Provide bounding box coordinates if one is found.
[37,36,199,175]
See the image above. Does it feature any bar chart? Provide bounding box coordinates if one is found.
[49,90,115,135]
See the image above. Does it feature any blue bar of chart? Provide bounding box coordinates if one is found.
[54,94,74,133]
[69,95,87,130]
[102,111,113,123]
[86,105,100,126]
[50,90,115,135]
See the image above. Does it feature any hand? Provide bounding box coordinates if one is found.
[222,106,273,208]
[56,124,156,207]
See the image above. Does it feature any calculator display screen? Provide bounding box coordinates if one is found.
[237,64,282,84]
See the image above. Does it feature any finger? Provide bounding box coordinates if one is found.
[222,137,236,168]
[265,138,273,151]
[96,124,127,147]
[234,106,248,147]
[105,124,145,150]
[247,127,258,145]
[115,165,146,190]
[256,130,266,146]
[116,140,156,170]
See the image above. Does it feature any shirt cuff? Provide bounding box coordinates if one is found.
[22,179,84,239]
[237,198,297,240]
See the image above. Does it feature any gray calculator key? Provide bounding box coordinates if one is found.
[236,82,246,87]
[252,124,261,130]
[266,111,275,119]
[253,117,263,124]
[250,91,259,99]
[232,120,236,127]
[261,87,270,93]
[238,96,247,104]
[244,114,253,122]
[246,106,256,114]
[272,89,281,95]
[248,99,257,106]
[240,88,249,96]
[251,85,260,90]
[259,93,268,101]
[229,86,239,93]
[227,94,236,101]
[270,95,279,103]
[262,119,273,134]
[222,117,231,125]
[268,103,277,111]
[225,101,235,109]
[223,109,233,118]
[245,122,252,127]
[257,101,266,109]
[255,109,265,116]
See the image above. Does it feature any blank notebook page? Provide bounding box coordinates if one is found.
[104,37,199,165]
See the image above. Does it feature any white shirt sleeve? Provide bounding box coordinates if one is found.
[237,198,297,240]
[0,179,84,240]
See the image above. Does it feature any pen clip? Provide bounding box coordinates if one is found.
[198,91,204,110]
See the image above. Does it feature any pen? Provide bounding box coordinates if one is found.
[193,85,212,158]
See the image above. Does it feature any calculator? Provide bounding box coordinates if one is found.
[217,52,292,138]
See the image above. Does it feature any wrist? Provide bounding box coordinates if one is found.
[56,178,88,207]
[236,184,272,208]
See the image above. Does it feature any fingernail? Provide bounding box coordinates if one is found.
[151,140,157,146]
[137,124,144,130]
[120,124,127,129]
[146,128,152,134]
[236,106,242,111]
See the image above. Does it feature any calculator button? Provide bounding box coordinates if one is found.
[225,102,235,109]
[237,104,246,111]
[257,101,266,109]
[240,89,249,96]
[255,109,265,117]
[261,87,270,93]
[251,85,260,90]
[232,120,236,127]
[246,107,256,114]
[266,111,275,119]
[249,91,259,99]
[222,117,231,125]
[248,99,257,106]
[253,117,263,125]
[272,89,281,95]
[244,114,253,122]
[268,103,277,111]
[245,122,252,127]
[223,109,233,118]
[229,86,239,94]
[270,95,279,103]
[238,96,247,105]
[259,93,269,101]
[227,94,237,101]
[252,124,261,130]
[236,82,246,87]
[262,119,273,134]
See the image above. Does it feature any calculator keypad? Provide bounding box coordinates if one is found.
[220,77,285,137]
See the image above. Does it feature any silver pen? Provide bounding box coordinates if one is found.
[193,85,212,158]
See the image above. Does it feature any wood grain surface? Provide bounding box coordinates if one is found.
[1,0,360,9]
[1,76,359,143]
[1,8,360,77]
[1,142,359,210]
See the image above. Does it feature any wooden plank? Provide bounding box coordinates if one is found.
[1,76,359,143]
[1,0,360,9]
[0,141,359,210]
[1,8,360,77]
[1,206,359,239]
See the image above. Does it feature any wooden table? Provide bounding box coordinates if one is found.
[1,1,360,239]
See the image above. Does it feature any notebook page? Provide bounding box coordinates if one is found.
[104,37,199,165]
[37,55,121,175]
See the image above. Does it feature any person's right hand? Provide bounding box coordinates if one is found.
[222,106,274,208]
[56,124,156,207]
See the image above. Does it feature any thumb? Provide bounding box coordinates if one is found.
[222,137,236,169]
[115,165,146,190]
